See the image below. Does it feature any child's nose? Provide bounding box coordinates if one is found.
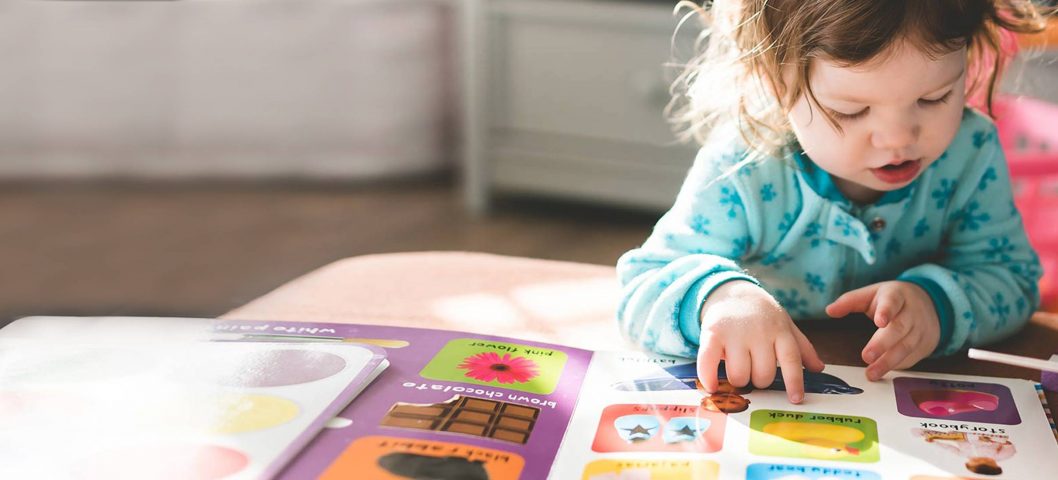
[870,120,921,152]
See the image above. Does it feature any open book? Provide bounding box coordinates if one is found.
[2,316,1056,479]
[211,319,1057,479]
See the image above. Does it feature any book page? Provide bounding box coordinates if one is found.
[0,316,388,480]
[552,351,1058,479]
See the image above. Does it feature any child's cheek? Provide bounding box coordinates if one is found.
[927,97,966,160]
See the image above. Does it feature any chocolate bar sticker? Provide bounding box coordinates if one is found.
[381,395,539,444]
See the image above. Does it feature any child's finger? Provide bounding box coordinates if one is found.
[825,283,881,318]
[861,322,904,365]
[793,328,826,372]
[865,334,913,381]
[696,336,724,393]
[862,307,919,365]
[872,285,906,328]
[776,336,805,403]
[724,347,752,388]
[750,346,777,389]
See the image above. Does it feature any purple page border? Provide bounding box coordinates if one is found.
[216,320,594,480]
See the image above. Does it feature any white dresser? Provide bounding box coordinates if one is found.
[461,0,701,213]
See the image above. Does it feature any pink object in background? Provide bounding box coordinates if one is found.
[965,28,1020,112]
[995,94,1058,311]
[967,27,1058,311]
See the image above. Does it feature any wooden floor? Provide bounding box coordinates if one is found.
[0,178,658,326]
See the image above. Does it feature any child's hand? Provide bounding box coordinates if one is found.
[825,281,941,381]
[697,281,825,404]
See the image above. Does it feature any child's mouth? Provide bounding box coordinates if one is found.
[871,159,922,184]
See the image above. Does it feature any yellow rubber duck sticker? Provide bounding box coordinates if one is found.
[750,410,880,463]
[762,422,864,458]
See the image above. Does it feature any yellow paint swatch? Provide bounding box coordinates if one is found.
[212,394,299,434]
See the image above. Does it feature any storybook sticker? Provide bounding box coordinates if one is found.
[420,339,568,394]
[750,410,880,463]
[894,377,1021,425]
[746,463,882,479]
[913,428,1017,476]
[582,459,718,480]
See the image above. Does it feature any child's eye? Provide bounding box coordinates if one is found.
[829,107,869,122]
[919,90,953,107]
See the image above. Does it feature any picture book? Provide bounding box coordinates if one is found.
[0,316,388,480]
[209,319,1058,479]
[3,316,1056,479]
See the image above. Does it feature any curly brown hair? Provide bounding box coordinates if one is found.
[668,0,1049,158]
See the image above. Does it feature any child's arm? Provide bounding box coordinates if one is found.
[617,146,823,403]
[616,147,760,358]
[830,120,1041,378]
[905,127,1036,353]
[900,125,1042,354]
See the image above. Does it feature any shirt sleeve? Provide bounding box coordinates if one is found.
[898,123,1042,356]
[616,146,762,358]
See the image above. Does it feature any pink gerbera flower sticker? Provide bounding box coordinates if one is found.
[457,352,540,384]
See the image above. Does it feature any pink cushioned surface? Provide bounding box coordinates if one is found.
[222,252,630,351]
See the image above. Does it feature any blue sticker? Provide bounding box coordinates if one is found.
[613,415,659,443]
[746,463,881,479]
[662,416,710,444]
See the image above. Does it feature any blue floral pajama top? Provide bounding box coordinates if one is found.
[616,108,1042,358]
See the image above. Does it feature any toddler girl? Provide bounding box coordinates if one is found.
[617,0,1048,404]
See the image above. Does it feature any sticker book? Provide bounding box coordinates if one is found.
[3,316,1056,479]
[213,319,1058,479]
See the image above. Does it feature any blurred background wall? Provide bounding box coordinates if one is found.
[0,0,454,179]
[1,0,1054,326]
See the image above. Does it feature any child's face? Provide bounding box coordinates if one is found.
[787,41,968,203]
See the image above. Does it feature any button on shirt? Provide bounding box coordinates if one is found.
[616,108,1042,359]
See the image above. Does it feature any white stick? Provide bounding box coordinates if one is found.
[968,348,1058,373]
